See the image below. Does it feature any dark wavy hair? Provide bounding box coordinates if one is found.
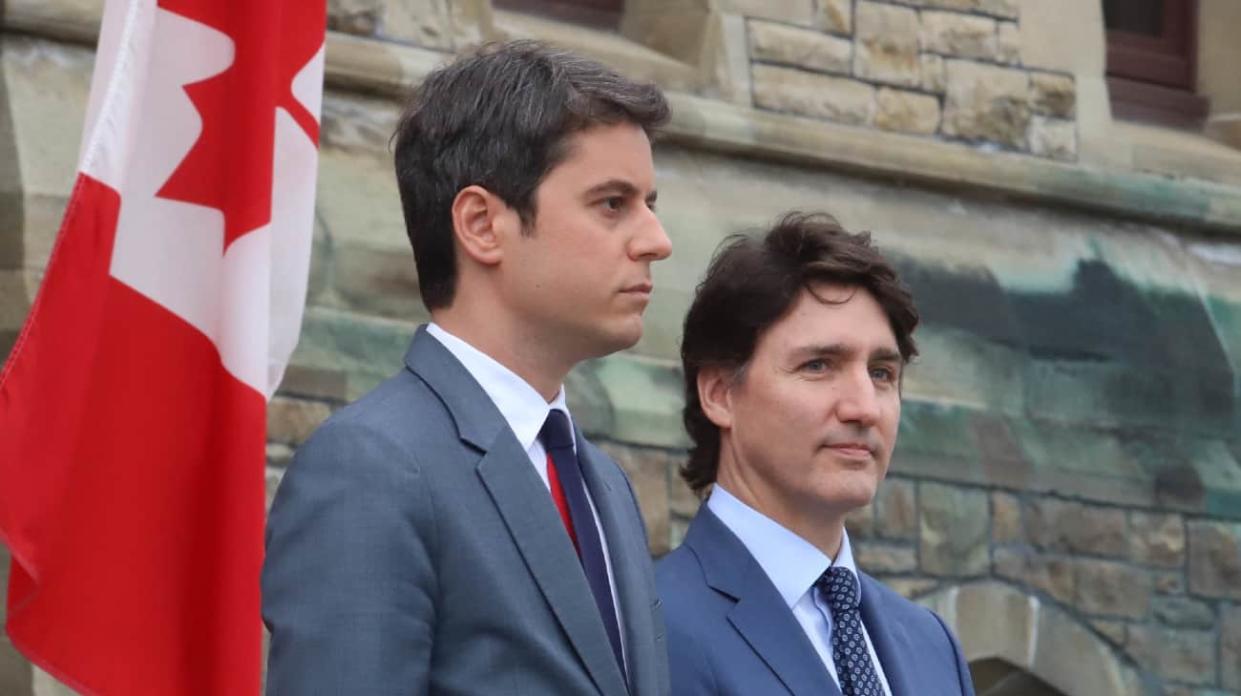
[679,212,919,496]
[392,40,670,310]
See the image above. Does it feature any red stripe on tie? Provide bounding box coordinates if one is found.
[547,453,579,552]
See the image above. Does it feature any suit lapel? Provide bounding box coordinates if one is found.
[688,508,842,696]
[578,439,661,695]
[858,572,914,696]
[406,328,628,696]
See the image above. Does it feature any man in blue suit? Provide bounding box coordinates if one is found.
[657,213,975,696]
[263,42,673,695]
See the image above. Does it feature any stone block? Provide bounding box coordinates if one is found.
[718,0,817,26]
[920,11,998,61]
[278,364,350,403]
[875,88,941,135]
[1022,497,1128,557]
[1153,596,1216,629]
[1188,521,1241,600]
[818,0,852,34]
[993,547,1074,605]
[1155,571,1186,595]
[598,442,673,555]
[1028,116,1077,160]
[901,0,1019,19]
[1156,628,1218,686]
[747,20,852,75]
[856,543,918,574]
[942,59,1031,148]
[883,578,939,599]
[1223,603,1241,691]
[328,0,381,35]
[1030,72,1077,117]
[991,491,1021,543]
[267,396,333,446]
[266,443,294,469]
[919,482,989,576]
[1130,511,1186,568]
[875,478,918,539]
[331,242,423,320]
[1089,618,1127,647]
[921,53,947,93]
[668,470,700,520]
[1073,560,1152,619]
[752,65,875,126]
[854,2,922,87]
[997,21,1020,64]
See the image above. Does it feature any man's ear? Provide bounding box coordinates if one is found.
[698,366,736,430]
[450,185,514,267]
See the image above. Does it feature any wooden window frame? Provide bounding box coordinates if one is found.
[492,0,625,30]
[1105,0,1209,129]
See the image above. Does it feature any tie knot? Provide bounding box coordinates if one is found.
[540,409,575,451]
[816,566,859,614]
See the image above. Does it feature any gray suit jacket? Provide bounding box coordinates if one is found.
[656,506,975,696]
[263,326,669,695]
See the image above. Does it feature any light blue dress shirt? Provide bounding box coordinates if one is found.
[708,485,893,696]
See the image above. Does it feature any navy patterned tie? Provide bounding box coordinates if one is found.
[540,410,625,678]
[817,567,883,696]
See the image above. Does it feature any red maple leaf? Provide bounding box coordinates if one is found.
[156,0,324,252]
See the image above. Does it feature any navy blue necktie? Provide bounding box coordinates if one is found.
[540,410,625,677]
[817,567,883,696]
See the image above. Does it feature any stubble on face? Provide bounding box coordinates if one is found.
[714,285,903,557]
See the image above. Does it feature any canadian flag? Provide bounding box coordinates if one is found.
[0,0,325,693]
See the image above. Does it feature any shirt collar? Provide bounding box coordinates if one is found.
[707,484,861,608]
[426,322,572,450]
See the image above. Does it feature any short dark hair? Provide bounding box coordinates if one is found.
[679,212,919,496]
[392,41,671,310]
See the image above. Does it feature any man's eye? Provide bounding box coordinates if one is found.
[870,366,897,383]
[802,359,828,372]
[600,196,624,212]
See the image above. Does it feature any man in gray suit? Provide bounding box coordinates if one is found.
[657,213,975,695]
[262,42,673,695]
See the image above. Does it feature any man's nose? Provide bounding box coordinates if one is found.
[630,208,672,261]
[835,367,881,427]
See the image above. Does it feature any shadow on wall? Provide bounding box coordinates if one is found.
[972,657,1068,696]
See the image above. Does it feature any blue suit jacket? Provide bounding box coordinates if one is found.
[263,327,669,695]
[656,506,975,696]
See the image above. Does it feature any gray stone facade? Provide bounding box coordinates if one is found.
[4,0,1241,694]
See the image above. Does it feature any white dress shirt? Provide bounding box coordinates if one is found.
[708,485,893,695]
[425,323,628,668]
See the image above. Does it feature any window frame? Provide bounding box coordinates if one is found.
[1105,0,1209,129]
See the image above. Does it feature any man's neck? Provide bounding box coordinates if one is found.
[715,472,847,560]
[431,309,568,402]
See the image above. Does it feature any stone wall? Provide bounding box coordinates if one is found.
[4,0,1241,694]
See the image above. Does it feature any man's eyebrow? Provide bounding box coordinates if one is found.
[870,347,903,364]
[583,179,657,205]
[790,343,851,360]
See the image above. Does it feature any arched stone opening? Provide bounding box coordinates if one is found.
[919,581,1142,696]
[971,657,1069,696]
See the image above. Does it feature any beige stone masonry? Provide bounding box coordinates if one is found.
[920,10,998,61]
[920,53,947,93]
[853,1,921,87]
[996,20,1020,64]
[1028,116,1076,160]
[752,64,875,126]
[893,0,1019,20]
[875,88,941,135]
[818,0,852,34]
[1030,71,1076,117]
[747,19,851,75]
[718,0,817,26]
[942,59,1031,148]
